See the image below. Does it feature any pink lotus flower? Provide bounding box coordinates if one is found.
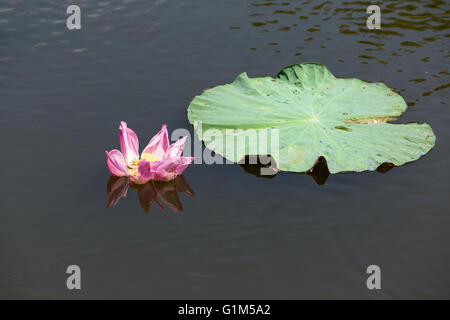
[106,122,194,184]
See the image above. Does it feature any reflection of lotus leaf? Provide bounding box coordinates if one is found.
[188,63,435,173]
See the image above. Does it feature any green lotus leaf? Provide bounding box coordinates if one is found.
[187,63,435,173]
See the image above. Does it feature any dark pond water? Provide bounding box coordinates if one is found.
[0,0,449,299]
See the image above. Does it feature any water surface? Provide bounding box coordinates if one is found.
[0,0,449,299]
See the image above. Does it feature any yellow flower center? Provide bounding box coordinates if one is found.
[128,154,161,176]
[141,153,160,162]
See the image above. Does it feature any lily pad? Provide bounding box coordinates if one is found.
[187,63,435,173]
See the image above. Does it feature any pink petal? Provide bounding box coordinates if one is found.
[164,136,187,159]
[137,160,154,182]
[152,158,179,181]
[129,160,152,185]
[106,149,129,177]
[141,124,169,160]
[175,157,194,175]
[151,157,194,181]
[119,121,139,166]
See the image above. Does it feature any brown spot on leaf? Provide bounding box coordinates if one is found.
[335,125,352,132]
[344,117,396,124]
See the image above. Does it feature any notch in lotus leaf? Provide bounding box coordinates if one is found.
[187,63,435,174]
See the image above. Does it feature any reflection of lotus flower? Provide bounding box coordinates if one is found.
[106,175,195,213]
[106,122,194,184]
